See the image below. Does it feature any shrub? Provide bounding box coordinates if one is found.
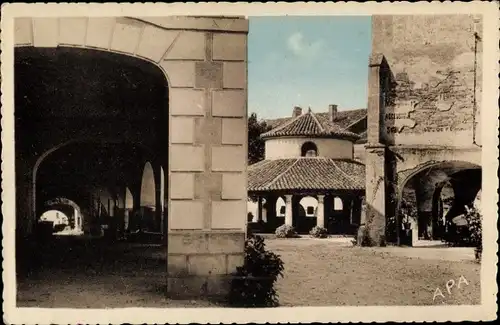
[228,235,285,307]
[309,226,328,238]
[444,205,482,262]
[275,224,297,238]
[463,205,482,261]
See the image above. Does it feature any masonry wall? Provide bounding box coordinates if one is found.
[265,137,354,160]
[372,15,483,147]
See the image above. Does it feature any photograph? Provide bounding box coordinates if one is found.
[1,2,498,324]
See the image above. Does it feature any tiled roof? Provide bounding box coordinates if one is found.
[261,109,361,141]
[265,108,367,132]
[248,158,365,193]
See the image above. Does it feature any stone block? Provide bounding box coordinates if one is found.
[167,255,189,276]
[169,201,204,230]
[211,146,245,172]
[170,89,206,116]
[221,173,247,200]
[194,118,222,146]
[32,18,58,47]
[160,61,195,88]
[211,201,247,230]
[165,31,206,61]
[171,117,194,144]
[223,62,246,89]
[195,61,223,89]
[213,33,247,61]
[188,254,226,276]
[208,232,245,254]
[221,118,246,145]
[194,173,222,201]
[110,18,143,54]
[168,232,209,254]
[170,145,205,171]
[59,17,87,46]
[212,90,246,117]
[137,26,178,63]
[170,173,195,200]
[226,254,244,274]
[86,17,115,49]
[14,18,32,45]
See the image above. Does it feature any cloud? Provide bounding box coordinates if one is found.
[287,32,326,59]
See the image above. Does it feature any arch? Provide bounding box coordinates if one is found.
[333,197,343,211]
[276,197,286,216]
[125,187,134,210]
[41,197,83,232]
[301,141,318,157]
[140,161,156,208]
[299,196,318,217]
[31,137,157,217]
[394,160,481,244]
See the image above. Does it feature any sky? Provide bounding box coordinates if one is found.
[248,16,372,119]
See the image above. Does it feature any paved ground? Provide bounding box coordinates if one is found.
[16,236,480,308]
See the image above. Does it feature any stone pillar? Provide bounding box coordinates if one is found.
[317,195,325,228]
[364,145,387,246]
[284,194,293,227]
[362,53,394,247]
[124,210,130,231]
[166,20,248,299]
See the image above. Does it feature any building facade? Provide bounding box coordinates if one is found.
[363,14,483,246]
[248,106,365,235]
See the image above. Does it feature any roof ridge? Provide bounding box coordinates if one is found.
[308,109,325,132]
[262,113,303,136]
[331,159,360,185]
[265,158,300,189]
[343,114,367,131]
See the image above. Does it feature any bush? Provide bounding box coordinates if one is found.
[309,226,328,238]
[275,224,297,238]
[228,235,285,307]
[463,205,482,261]
[444,205,482,261]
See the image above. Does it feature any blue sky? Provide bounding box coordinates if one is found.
[248,16,372,119]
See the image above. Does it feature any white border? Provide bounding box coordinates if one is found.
[2,2,498,324]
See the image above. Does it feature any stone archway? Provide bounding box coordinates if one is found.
[394,160,481,244]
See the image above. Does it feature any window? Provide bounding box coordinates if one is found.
[306,206,315,215]
[279,206,286,215]
[301,141,318,157]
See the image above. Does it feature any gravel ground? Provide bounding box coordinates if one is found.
[16,236,480,308]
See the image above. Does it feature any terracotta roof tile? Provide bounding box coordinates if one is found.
[265,108,367,132]
[248,158,365,193]
[261,109,360,141]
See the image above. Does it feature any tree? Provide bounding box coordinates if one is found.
[248,112,272,165]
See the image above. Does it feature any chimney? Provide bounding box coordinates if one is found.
[292,106,302,118]
[329,104,338,121]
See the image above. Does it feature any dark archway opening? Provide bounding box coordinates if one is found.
[15,46,170,307]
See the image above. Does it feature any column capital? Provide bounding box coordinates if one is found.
[284,194,293,201]
[317,194,325,203]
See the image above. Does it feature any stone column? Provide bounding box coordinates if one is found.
[285,194,293,227]
[317,195,325,228]
[364,145,387,246]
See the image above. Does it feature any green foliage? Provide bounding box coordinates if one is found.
[248,113,272,165]
[309,226,328,238]
[463,205,482,261]
[275,224,297,238]
[228,235,285,307]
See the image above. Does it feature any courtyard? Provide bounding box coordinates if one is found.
[16,236,480,308]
